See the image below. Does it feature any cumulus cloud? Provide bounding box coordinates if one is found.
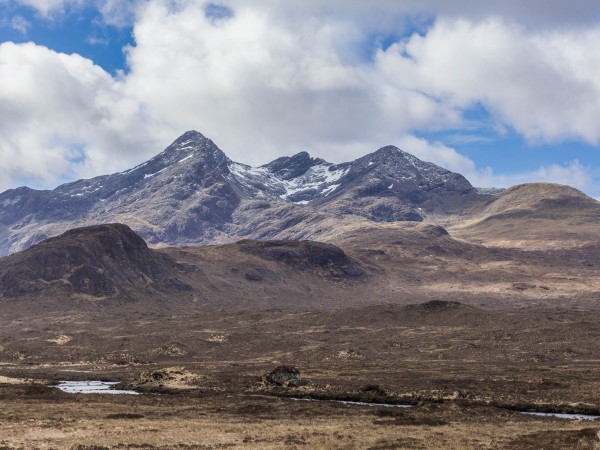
[469,160,592,190]
[121,1,600,160]
[376,18,600,144]
[10,0,599,23]
[193,1,600,31]
[1,0,600,193]
[121,0,460,165]
[0,42,169,191]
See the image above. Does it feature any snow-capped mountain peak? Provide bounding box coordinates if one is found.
[0,131,485,256]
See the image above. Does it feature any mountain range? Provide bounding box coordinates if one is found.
[1,130,600,258]
[0,130,491,256]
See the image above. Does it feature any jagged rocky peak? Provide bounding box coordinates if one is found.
[263,151,330,180]
[370,145,405,158]
[351,144,474,192]
[50,131,230,205]
[355,145,443,172]
[145,130,229,169]
[172,130,208,146]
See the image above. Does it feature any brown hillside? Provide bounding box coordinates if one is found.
[448,183,600,250]
[0,223,189,299]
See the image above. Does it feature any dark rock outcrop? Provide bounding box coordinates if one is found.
[262,151,327,181]
[0,223,189,298]
[238,240,364,278]
[266,366,309,387]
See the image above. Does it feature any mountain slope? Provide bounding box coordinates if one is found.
[0,131,240,254]
[0,223,189,298]
[0,130,487,256]
[449,183,600,249]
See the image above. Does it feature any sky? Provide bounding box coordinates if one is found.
[1,1,600,197]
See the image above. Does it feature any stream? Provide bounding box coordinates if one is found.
[520,411,600,420]
[290,397,600,419]
[290,397,413,408]
[52,384,600,419]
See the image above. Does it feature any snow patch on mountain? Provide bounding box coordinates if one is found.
[322,184,340,196]
[144,168,167,179]
[121,161,148,176]
[1,197,20,207]
[178,154,194,163]
[280,164,349,201]
[228,161,349,204]
[228,162,281,195]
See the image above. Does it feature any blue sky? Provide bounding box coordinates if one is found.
[1,0,600,197]
[0,3,133,74]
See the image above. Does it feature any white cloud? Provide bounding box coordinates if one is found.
[11,0,86,16]
[192,1,600,31]
[1,0,600,194]
[9,0,599,23]
[96,0,137,26]
[10,15,30,33]
[120,0,460,166]
[376,18,600,144]
[0,41,170,191]
[466,160,592,190]
[529,160,592,188]
[2,0,137,24]
[395,135,476,175]
[120,1,600,162]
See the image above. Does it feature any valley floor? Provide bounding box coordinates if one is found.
[2,302,600,449]
[2,385,600,449]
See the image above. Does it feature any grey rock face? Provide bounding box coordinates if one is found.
[262,151,327,181]
[314,146,478,221]
[0,130,485,256]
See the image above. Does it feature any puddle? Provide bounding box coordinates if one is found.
[290,398,412,408]
[55,381,139,395]
[521,412,600,420]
